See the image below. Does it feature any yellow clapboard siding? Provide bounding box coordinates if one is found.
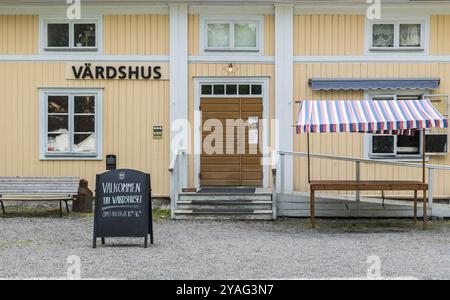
[293,63,450,197]
[103,15,169,55]
[0,15,38,54]
[0,62,170,196]
[430,15,450,55]
[294,15,365,56]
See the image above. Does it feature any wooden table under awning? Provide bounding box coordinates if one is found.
[295,99,448,229]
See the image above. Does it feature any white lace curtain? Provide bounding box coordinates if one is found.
[400,24,421,47]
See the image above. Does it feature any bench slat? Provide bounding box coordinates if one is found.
[0,177,79,198]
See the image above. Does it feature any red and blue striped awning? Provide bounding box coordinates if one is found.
[296,99,448,134]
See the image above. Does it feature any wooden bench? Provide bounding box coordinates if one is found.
[0,177,79,217]
[309,180,429,229]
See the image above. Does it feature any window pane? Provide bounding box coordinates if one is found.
[397,134,420,154]
[74,96,95,113]
[234,23,257,48]
[74,115,95,132]
[201,85,212,95]
[48,96,68,113]
[74,23,96,47]
[207,23,230,48]
[47,23,69,47]
[226,84,237,95]
[239,84,250,95]
[399,24,421,47]
[372,24,394,47]
[372,135,395,154]
[48,133,69,152]
[213,85,225,95]
[48,115,68,133]
[73,134,96,152]
[251,84,262,95]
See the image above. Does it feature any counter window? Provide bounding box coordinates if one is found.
[40,89,102,160]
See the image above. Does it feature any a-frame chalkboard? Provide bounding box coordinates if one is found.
[93,169,153,248]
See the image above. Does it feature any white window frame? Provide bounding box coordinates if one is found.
[364,91,428,160]
[365,17,429,54]
[200,15,263,54]
[39,88,103,160]
[40,16,103,53]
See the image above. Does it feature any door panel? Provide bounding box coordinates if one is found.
[200,97,263,187]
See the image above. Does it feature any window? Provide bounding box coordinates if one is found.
[201,84,263,96]
[202,16,262,52]
[41,17,101,52]
[40,89,102,160]
[369,94,424,159]
[368,19,426,52]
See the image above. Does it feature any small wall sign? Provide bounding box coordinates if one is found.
[93,169,153,248]
[153,125,163,140]
[66,63,169,80]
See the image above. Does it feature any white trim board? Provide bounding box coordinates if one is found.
[189,55,274,63]
[0,4,169,15]
[0,55,169,62]
[6,55,450,63]
[294,56,450,63]
[189,5,274,15]
[193,77,271,189]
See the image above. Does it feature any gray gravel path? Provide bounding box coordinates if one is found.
[0,216,449,279]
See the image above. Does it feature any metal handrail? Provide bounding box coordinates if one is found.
[277,150,450,209]
[169,149,186,218]
[278,150,450,171]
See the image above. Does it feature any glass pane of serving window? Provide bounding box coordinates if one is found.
[74,96,95,113]
[201,85,212,95]
[399,24,421,47]
[234,23,257,48]
[74,23,96,47]
[226,84,238,95]
[372,24,394,47]
[251,84,262,95]
[372,135,395,154]
[47,23,69,47]
[397,134,420,154]
[213,85,225,95]
[207,23,230,48]
[238,84,250,95]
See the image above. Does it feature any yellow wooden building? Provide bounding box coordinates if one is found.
[1,0,450,218]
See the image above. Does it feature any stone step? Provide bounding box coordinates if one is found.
[177,202,272,211]
[173,209,273,220]
[179,193,272,201]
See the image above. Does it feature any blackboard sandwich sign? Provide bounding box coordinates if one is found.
[93,169,153,248]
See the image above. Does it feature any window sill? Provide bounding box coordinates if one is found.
[203,48,261,53]
[369,155,429,162]
[41,154,101,161]
[369,47,425,52]
[43,47,99,52]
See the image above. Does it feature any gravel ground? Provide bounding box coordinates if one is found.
[0,215,449,280]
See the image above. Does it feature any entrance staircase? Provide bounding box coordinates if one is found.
[173,188,274,220]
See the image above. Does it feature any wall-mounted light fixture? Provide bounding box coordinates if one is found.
[227,63,234,73]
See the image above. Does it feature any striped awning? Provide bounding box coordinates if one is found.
[296,99,448,134]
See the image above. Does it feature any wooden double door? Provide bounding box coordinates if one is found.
[200,97,263,187]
